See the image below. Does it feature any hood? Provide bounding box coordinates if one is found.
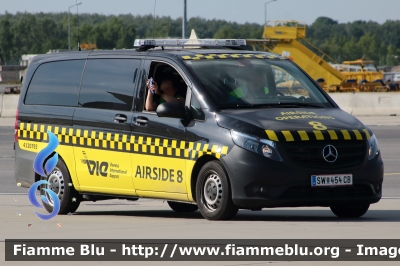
[216,108,372,142]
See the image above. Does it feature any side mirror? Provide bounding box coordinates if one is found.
[156,102,186,119]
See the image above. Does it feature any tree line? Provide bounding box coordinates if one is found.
[0,12,399,66]
[306,17,400,67]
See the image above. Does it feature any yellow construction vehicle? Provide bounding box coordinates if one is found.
[247,20,397,92]
[331,59,387,92]
[80,43,98,50]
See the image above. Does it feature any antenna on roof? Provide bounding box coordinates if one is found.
[184,29,200,48]
[189,29,198,39]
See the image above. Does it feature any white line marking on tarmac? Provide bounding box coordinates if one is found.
[0,193,28,195]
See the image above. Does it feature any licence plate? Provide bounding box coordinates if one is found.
[311,174,353,187]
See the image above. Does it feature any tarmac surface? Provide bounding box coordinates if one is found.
[0,115,399,266]
[2,196,400,265]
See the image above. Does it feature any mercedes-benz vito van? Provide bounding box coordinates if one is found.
[14,39,383,220]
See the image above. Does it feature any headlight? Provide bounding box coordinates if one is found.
[230,130,283,162]
[367,134,380,160]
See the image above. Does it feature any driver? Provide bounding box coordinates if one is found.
[145,77,185,111]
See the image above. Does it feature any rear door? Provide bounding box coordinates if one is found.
[73,57,141,196]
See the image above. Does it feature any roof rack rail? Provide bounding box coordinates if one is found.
[134,38,247,51]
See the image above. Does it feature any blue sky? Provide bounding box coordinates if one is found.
[3,0,400,25]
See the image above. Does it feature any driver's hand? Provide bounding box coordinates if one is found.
[146,80,161,95]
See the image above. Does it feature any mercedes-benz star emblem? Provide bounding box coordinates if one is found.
[322,145,338,163]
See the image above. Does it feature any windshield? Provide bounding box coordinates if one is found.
[185,58,331,108]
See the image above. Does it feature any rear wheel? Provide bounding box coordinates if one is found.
[196,161,238,220]
[167,201,198,212]
[40,160,81,214]
[330,204,370,218]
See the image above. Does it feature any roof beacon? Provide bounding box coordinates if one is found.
[134,38,246,48]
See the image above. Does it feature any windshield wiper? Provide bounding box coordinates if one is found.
[282,102,325,108]
[218,102,325,109]
[218,104,254,109]
[249,102,324,108]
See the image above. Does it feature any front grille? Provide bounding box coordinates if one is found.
[279,185,374,199]
[283,141,366,169]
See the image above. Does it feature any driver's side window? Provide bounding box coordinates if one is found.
[144,62,187,112]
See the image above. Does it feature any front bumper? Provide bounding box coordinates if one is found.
[221,145,383,209]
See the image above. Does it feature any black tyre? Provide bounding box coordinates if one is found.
[40,159,81,214]
[330,204,370,218]
[167,201,198,212]
[196,161,238,220]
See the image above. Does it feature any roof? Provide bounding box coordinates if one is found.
[29,48,284,65]
[145,49,285,60]
[30,51,92,65]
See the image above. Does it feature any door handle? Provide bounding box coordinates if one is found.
[135,116,148,126]
[114,114,127,123]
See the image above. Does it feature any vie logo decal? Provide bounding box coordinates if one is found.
[86,160,108,177]
[28,130,60,220]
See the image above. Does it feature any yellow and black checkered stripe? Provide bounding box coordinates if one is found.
[181,53,285,60]
[265,128,371,142]
[18,123,229,160]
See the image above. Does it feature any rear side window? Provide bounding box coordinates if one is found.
[79,59,140,111]
[25,60,85,106]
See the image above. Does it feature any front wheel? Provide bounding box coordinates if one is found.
[167,201,198,212]
[330,204,370,218]
[196,161,238,220]
[40,159,81,214]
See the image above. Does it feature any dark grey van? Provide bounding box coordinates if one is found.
[14,39,383,220]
